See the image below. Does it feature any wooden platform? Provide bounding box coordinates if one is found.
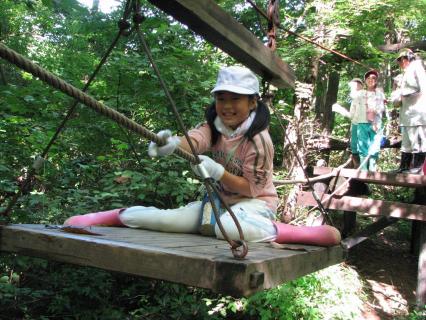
[0,224,343,297]
[313,166,426,188]
[297,192,426,221]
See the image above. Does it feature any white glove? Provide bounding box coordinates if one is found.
[191,155,225,181]
[148,130,180,157]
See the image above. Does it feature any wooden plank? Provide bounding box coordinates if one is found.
[313,167,426,188]
[147,0,295,89]
[0,224,343,297]
[297,191,426,221]
[341,217,398,249]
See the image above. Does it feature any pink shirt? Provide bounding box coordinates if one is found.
[189,123,279,212]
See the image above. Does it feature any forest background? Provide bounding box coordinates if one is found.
[0,0,425,319]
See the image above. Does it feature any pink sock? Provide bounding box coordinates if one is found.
[273,222,341,246]
[63,208,125,227]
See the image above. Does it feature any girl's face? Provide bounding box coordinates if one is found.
[365,75,377,90]
[215,91,256,129]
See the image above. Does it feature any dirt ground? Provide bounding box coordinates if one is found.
[345,223,420,319]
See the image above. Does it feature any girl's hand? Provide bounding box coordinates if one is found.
[148,130,180,157]
[191,155,225,181]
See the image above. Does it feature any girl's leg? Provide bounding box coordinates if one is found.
[119,201,202,233]
[357,123,370,171]
[63,208,125,227]
[214,199,341,246]
[273,222,341,247]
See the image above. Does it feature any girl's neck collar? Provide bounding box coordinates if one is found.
[214,111,256,138]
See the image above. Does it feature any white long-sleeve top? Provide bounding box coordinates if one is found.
[350,89,385,125]
[399,60,426,126]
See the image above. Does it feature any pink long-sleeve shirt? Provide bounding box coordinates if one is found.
[188,123,279,212]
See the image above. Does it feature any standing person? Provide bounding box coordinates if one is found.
[391,49,426,174]
[63,66,340,246]
[348,78,364,168]
[350,70,386,171]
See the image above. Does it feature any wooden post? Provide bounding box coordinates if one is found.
[416,222,426,307]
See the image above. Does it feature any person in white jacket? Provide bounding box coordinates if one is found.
[391,48,426,174]
[350,70,386,171]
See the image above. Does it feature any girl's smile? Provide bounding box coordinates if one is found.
[215,91,256,129]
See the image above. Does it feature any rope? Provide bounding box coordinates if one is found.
[0,43,197,163]
[274,157,352,186]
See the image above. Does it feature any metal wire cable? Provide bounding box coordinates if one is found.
[246,0,373,70]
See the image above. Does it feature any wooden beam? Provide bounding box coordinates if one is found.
[313,167,426,188]
[297,191,426,221]
[0,224,343,297]
[147,0,295,88]
[378,40,426,53]
[341,217,398,249]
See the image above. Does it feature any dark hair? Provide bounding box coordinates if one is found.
[205,95,270,145]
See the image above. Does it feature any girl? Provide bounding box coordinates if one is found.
[350,70,386,171]
[64,66,340,246]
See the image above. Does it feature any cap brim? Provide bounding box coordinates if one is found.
[394,56,405,63]
[211,84,257,95]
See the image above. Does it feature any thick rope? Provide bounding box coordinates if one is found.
[0,42,196,164]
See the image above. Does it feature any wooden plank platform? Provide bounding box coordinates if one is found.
[313,167,426,188]
[0,224,343,297]
[297,191,426,221]
[147,0,295,89]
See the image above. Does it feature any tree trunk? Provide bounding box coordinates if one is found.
[281,82,314,222]
[0,64,7,85]
[91,0,100,13]
[322,71,339,134]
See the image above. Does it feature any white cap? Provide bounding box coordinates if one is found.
[211,66,259,95]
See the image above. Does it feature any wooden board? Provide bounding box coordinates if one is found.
[147,0,295,88]
[0,224,343,297]
[313,167,426,188]
[297,191,426,221]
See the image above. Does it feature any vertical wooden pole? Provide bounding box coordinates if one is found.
[416,222,426,307]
